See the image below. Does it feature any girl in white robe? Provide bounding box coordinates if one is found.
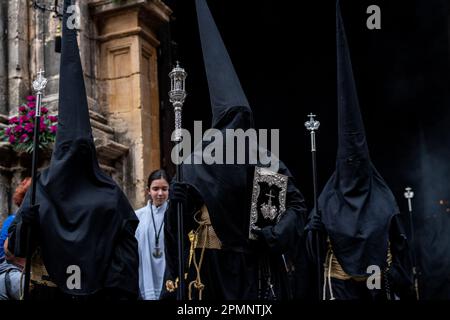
[135,170,170,300]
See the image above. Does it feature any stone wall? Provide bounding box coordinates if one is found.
[0,0,171,224]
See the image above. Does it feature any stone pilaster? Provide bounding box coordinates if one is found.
[0,1,8,115]
[0,114,11,223]
[0,168,11,224]
[27,1,63,114]
[90,0,171,208]
[7,0,30,113]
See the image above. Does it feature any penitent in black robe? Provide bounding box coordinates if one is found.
[162,0,308,300]
[8,0,139,298]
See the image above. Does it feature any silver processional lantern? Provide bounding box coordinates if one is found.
[168,61,188,300]
[169,61,187,143]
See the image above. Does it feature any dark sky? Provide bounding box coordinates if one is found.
[161,0,449,216]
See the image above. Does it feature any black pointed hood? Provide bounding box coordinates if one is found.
[317,1,399,277]
[11,0,139,296]
[178,0,299,252]
[54,0,92,146]
[195,0,253,130]
[336,2,369,162]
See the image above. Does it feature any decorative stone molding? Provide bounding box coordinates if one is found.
[90,0,172,208]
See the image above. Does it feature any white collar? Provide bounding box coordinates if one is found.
[147,200,168,213]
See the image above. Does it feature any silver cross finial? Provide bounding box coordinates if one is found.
[404,187,414,213]
[404,187,414,199]
[304,113,320,132]
[32,69,48,93]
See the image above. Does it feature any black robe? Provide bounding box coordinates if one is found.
[163,164,307,300]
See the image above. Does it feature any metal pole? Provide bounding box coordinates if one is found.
[169,62,187,300]
[175,152,184,300]
[174,106,185,300]
[404,187,419,300]
[23,69,47,300]
[304,113,322,300]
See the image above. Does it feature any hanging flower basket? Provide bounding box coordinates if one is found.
[0,95,58,153]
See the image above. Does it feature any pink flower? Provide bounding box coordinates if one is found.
[24,123,34,133]
[48,115,58,122]
[4,96,57,151]
[19,115,29,124]
[9,117,18,124]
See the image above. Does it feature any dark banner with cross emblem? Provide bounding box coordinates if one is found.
[249,167,288,240]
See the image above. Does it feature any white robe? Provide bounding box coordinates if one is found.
[135,201,168,300]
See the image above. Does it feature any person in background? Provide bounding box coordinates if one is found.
[0,178,32,262]
[0,177,31,300]
[135,169,170,300]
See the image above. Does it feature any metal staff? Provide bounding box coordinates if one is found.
[404,186,420,300]
[23,69,48,300]
[169,62,187,300]
[304,113,322,300]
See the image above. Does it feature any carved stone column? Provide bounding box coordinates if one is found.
[7,0,30,114]
[0,145,11,223]
[0,1,8,115]
[90,0,171,208]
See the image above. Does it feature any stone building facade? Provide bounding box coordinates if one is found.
[0,0,172,224]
